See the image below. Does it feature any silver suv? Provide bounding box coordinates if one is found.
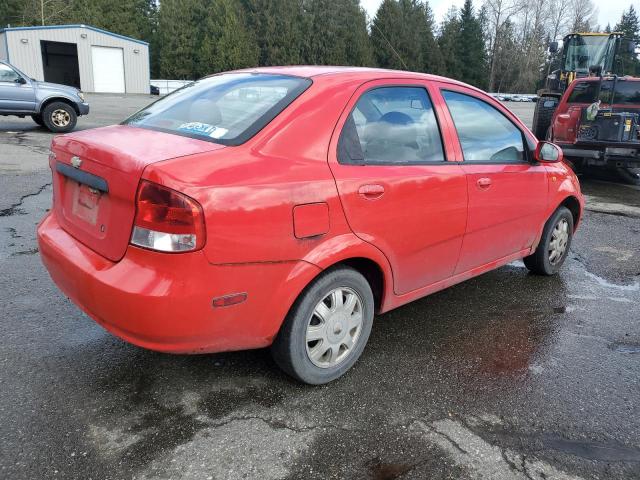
[0,61,89,132]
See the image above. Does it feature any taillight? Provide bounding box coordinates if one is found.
[131,180,206,253]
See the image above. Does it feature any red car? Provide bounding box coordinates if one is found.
[38,67,583,384]
[548,76,640,184]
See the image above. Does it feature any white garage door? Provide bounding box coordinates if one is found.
[91,46,125,93]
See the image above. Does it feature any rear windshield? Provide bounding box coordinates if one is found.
[123,73,312,145]
[567,80,640,105]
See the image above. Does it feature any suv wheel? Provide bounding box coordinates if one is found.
[31,114,44,126]
[42,102,77,133]
[271,267,374,384]
[524,206,574,275]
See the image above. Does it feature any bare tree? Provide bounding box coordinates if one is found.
[547,0,572,41]
[569,0,598,32]
[514,0,549,91]
[483,0,526,90]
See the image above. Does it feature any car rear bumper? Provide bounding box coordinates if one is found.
[37,212,314,353]
[559,143,640,169]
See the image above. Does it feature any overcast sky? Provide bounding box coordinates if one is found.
[360,0,637,33]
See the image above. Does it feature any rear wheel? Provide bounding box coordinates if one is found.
[532,96,557,140]
[42,102,77,133]
[524,206,574,275]
[271,267,374,384]
[31,114,44,126]
[614,167,640,186]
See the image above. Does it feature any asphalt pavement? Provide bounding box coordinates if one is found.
[1,95,639,480]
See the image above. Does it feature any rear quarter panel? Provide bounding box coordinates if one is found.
[143,76,366,265]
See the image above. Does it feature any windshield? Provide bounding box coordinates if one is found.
[563,35,616,73]
[123,73,311,145]
[567,80,640,105]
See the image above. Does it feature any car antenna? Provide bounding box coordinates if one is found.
[365,12,409,71]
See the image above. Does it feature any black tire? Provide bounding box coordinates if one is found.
[532,96,557,139]
[42,101,77,133]
[614,167,640,186]
[31,114,44,126]
[271,267,374,384]
[524,206,574,275]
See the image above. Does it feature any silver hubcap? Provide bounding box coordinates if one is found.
[305,287,363,368]
[549,218,569,265]
[51,109,70,127]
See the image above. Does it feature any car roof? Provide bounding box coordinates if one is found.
[232,65,476,88]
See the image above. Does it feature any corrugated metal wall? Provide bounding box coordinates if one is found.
[3,26,149,93]
[0,33,8,62]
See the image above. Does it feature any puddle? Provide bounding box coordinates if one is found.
[609,342,640,354]
[541,434,640,462]
[583,271,640,291]
[368,459,413,480]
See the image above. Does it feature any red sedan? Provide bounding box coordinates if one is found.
[38,67,583,384]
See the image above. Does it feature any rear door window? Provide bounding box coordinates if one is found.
[442,90,525,163]
[123,73,311,145]
[338,86,445,165]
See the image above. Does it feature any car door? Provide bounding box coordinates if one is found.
[328,80,467,295]
[0,63,35,112]
[436,86,549,274]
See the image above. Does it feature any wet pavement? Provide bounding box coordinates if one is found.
[1,96,639,479]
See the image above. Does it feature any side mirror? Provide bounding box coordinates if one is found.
[14,77,26,85]
[549,41,559,54]
[535,141,563,163]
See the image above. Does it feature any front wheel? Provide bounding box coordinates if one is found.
[42,102,77,133]
[532,96,557,139]
[524,206,574,275]
[271,267,374,384]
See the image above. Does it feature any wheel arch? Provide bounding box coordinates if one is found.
[39,96,79,115]
[559,195,582,231]
[297,234,395,314]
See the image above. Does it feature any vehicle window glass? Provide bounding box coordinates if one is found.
[600,80,640,104]
[338,86,445,165]
[442,90,525,163]
[0,64,19,82]
[567,81,600,103]
[122,73,311,145]
[568,80,640,105]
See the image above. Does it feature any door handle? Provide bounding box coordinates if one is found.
[476,177,492,189]
[358,184,385,200]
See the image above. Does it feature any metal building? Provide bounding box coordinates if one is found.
[0,24,150,94]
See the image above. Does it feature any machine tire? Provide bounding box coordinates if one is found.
[614,167,640,186]
[532,96,557,140]
[31,114,44,126]
[42,102,77,133]
[524,206,574,276]
[271,267,374,384]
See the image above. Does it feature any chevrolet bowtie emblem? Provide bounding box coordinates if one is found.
[71,156,82,168]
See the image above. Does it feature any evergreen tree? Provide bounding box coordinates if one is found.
[243,0,306,65]
[200,0,259,74]
[438,7,462,78]
[614,5,640,76]
[370,0,430,72]
[421,2,444,74]
[303,0,373,66]
[157,0,207,78]
[0,0,24,27]
[454,0,488,88]
[370,0,405,69]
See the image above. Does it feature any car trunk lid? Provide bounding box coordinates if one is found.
[50,125,224,261]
